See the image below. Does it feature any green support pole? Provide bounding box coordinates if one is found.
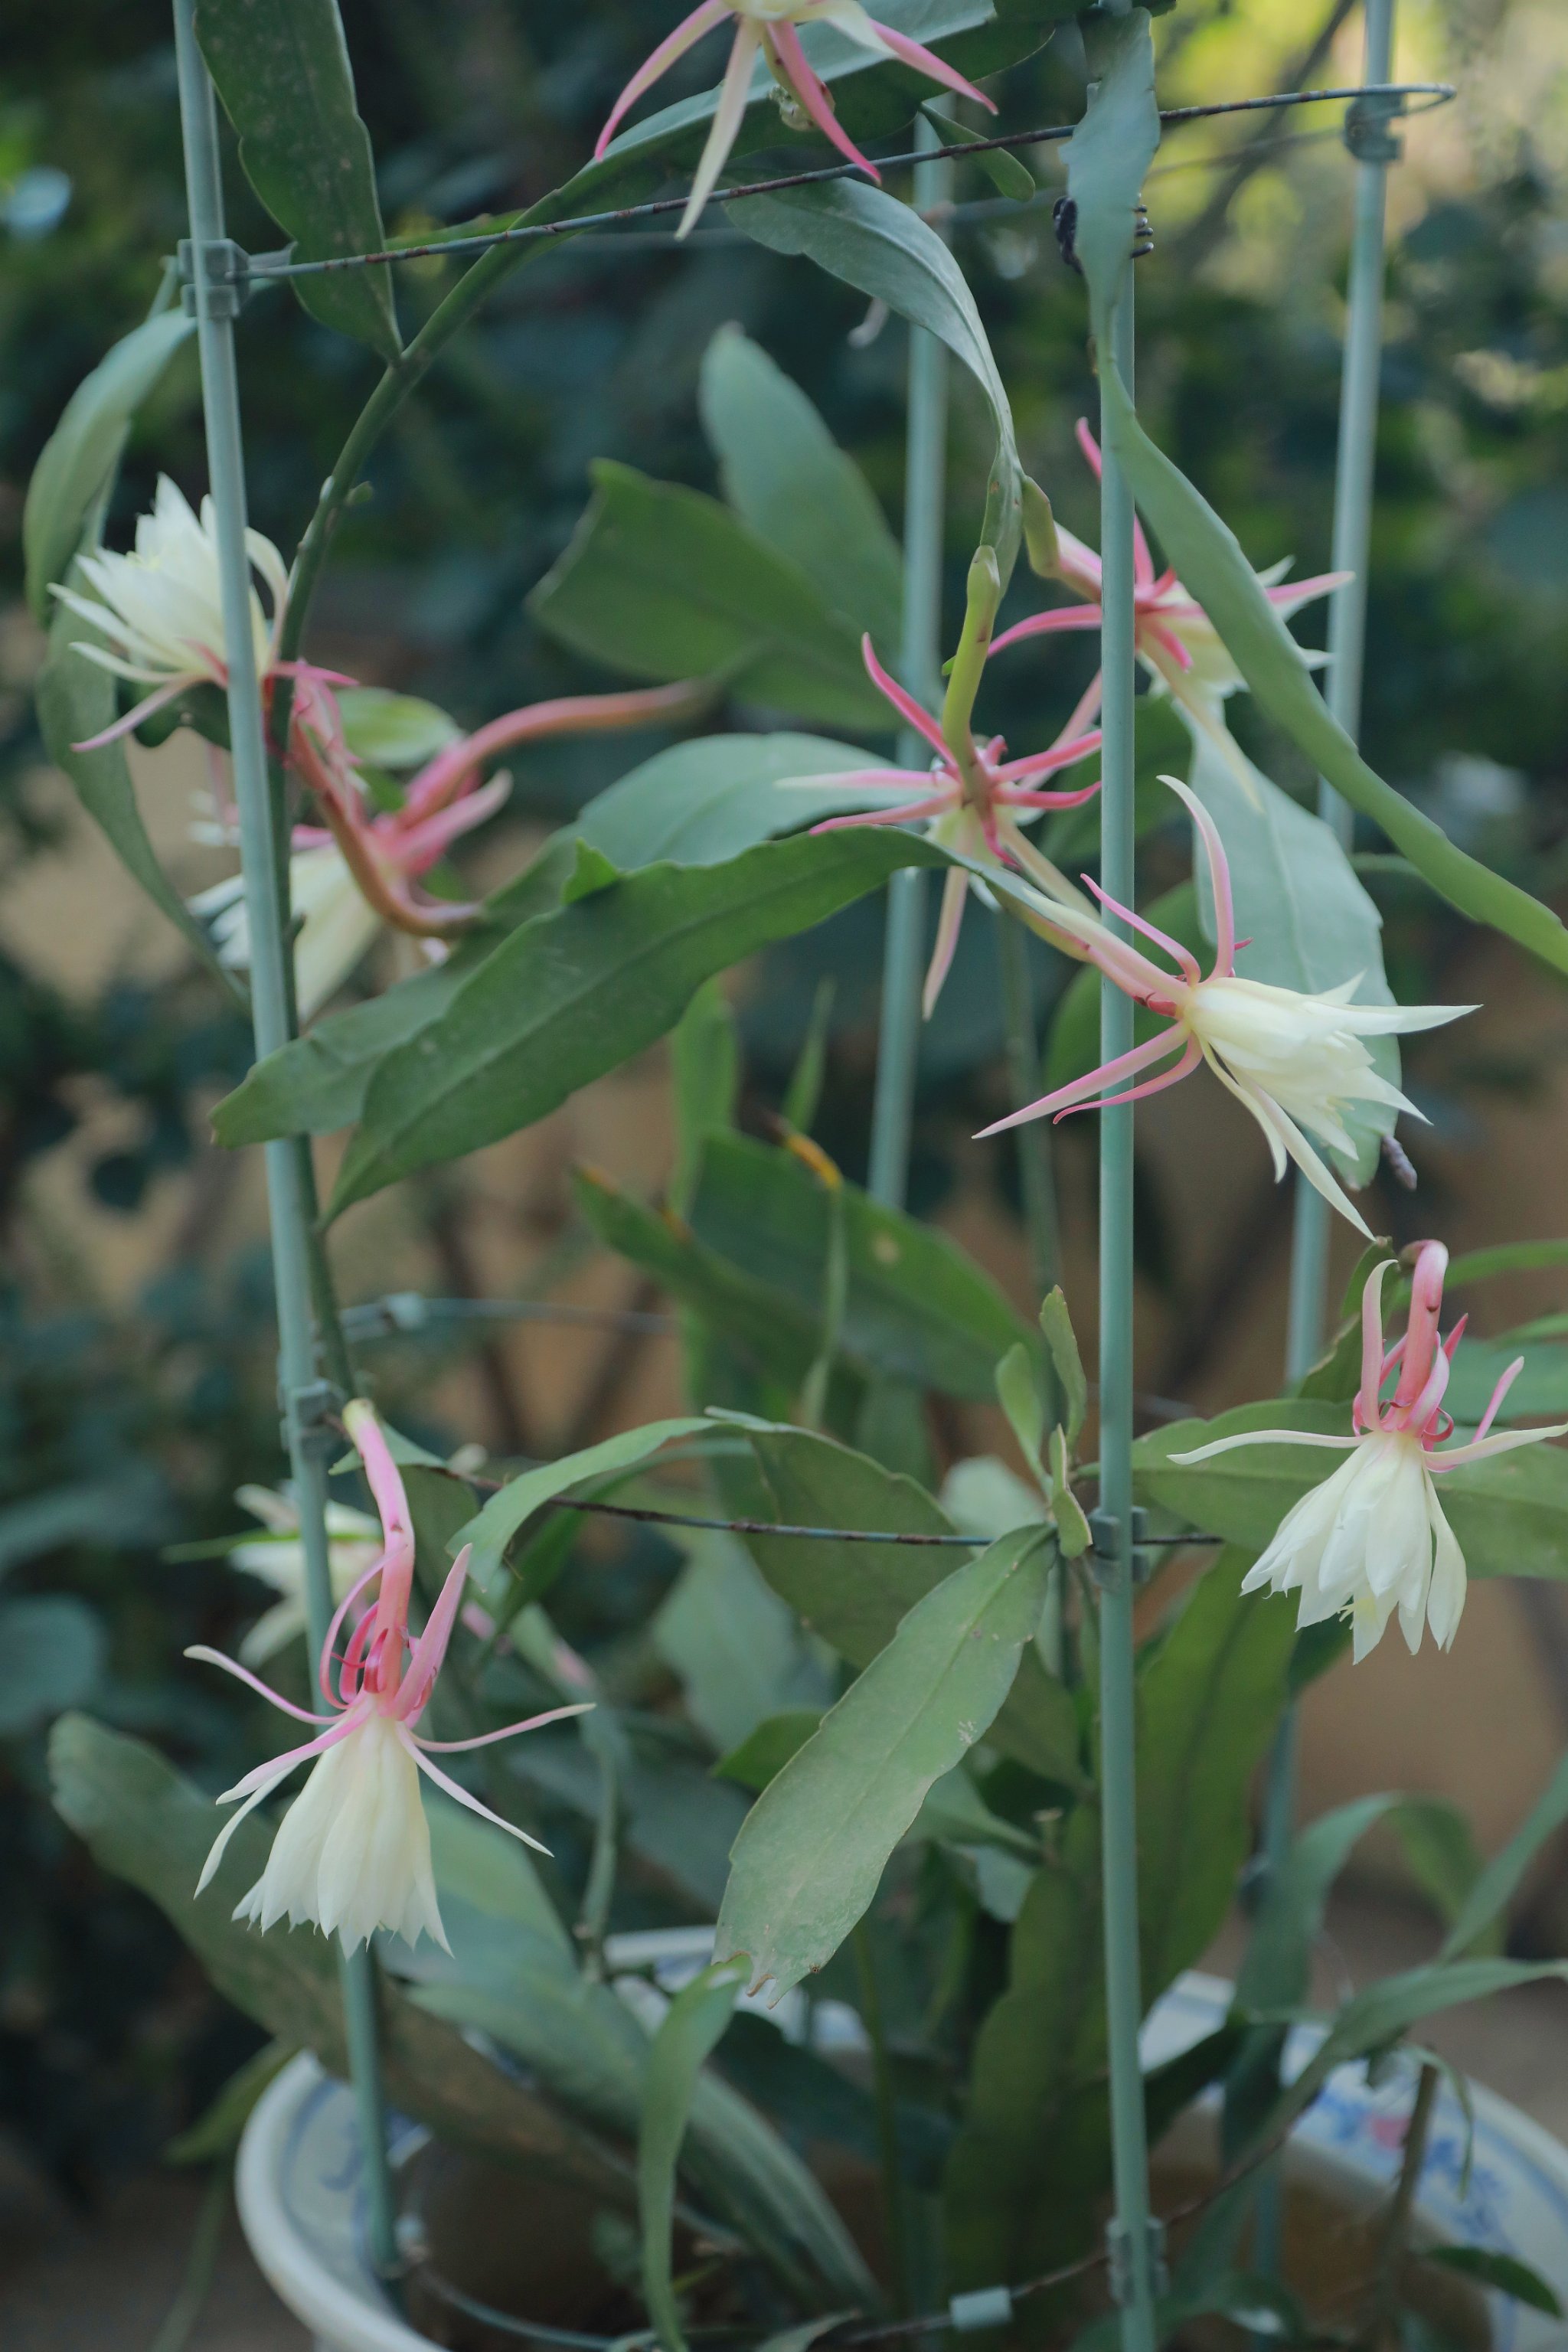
[1259,0,1398,2285]
[1097,273,1159,2344]
[868,119,951,1210]
[171,0,400,2282]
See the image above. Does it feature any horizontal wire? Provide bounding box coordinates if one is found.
[247,82,1453,282]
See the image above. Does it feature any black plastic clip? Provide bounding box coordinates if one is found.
[281,1376,344,1464]
[1087,1505,1152,1588]
[1106,2216,1168,2306]
[178,236,253,321]
[1344,90,1406,165]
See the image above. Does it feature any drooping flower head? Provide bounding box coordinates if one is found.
[596,0,996,237]
[787,552,1102,1014]
[1170,1243,1568,1661]
[989,423,1349,790]
[191,680,704,1020]
[975,775,1472,1236]
[225,1484,382,1667]
[189,1402,588,1952]
[51,476,300,749]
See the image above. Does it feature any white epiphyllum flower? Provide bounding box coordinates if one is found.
[1170,1244,1568,1661]
[227,1484,382,1667]
[990,422,1349,791]
[595,0,995,237]
[191,681,702,1020]
[190,1403,589,1952]
[189,840,391,1024]
[976,776,1472,1236]
[51,476,291,748]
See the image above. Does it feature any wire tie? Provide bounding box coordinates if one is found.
[177,234,254,320]
[1104,2217,1168,2305]
[1344,89,1406,165]
[1087,1505,1152,1588]
[283,1376,345,1462]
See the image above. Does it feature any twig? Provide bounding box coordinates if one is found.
[1364,2061,1440,2347]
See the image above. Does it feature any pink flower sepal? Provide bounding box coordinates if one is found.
[595,0,996,237]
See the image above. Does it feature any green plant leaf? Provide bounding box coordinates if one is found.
[1186,735,1399,1185]
[1442,1746,1568,1960]
[413,1868,871,2308]
[0,1596,106,1734]
[731,178,1024,583]
[1254,1958,1568,2158]
[194,0,399,357]
[1445,1239,1568,1291]
[336,687,460,767]
[1133,1396,1568,1581]
[1063,7,1159,344]
[698,326,903,648]
[738,1423,1080,1785]
[670,979,740,1218]
[23,311,194,619]
[530,463,885,730]
[38,597,247,1005]
[1097,355,1568,972]
[1221,1785,1490,2158]
[995,1341,1046,1468]
[579,1170,824,1393]
[47,1715,639,2193]
[654,1534,830,1756]
[211,835,580,1143]
[1137,1553,1295,2002]
[1039,1289,1088,1450]
[714,1709,825,1792]
[923,105,1037,201]
[688,1132,1036,1402]
[449,1418,710,1599]
[946,1553,1292,2300]
[579,733,895,872]
[639,1958,750,2352]
[1442,1330,1568,1426]
[328,830,943,1214]
[716,1527,1051,1999]
[1423,2246,1563,2317]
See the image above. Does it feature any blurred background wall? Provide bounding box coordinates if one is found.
[2,0,1566,2239]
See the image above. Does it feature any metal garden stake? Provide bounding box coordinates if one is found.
[170,0,400,2279]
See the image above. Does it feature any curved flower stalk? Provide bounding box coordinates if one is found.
[189,1402,590,1952]
[989,423,1348,791]
[976,775,1472,1236]
[1171,1243,1568,1661]
[789,553,1102,1015]
[191,680,704,1020]
[226,1484,382,1667]
[596,0,995,237]
[49,475,332,750]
